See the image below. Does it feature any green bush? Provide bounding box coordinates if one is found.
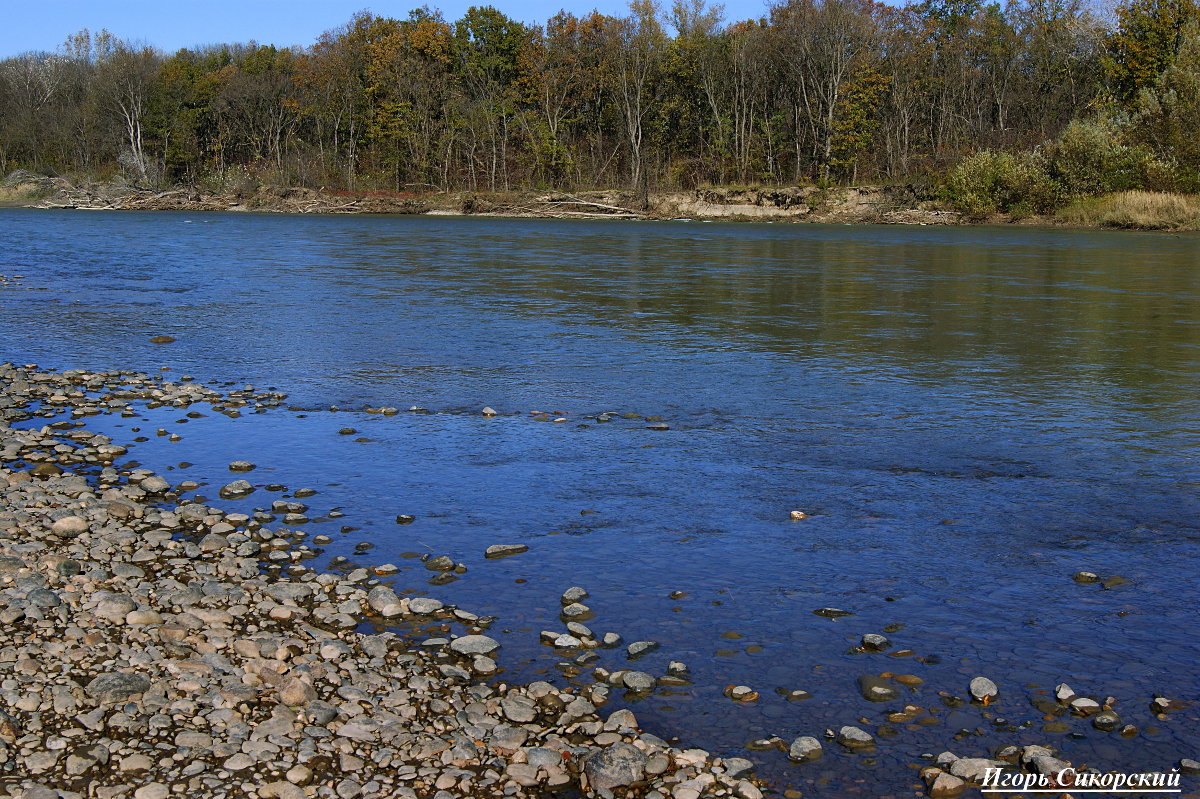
[941,150,1059,217]
[1043,118,1156,197]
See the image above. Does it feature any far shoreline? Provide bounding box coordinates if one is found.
[4,173,1199,232]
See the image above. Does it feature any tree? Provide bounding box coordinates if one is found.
[93,32,160,182]
[1106,0,1200,105]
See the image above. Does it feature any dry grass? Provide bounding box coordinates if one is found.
[1059,190,1200,230]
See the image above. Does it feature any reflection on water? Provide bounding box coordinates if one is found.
[2,209,1199,795]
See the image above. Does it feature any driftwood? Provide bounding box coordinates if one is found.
[527,194,646,219]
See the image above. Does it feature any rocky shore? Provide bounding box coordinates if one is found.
[0,364,765,799]
[2,361,1197,799]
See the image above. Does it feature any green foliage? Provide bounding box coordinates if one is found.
[1042,117,1158,195]
[1133,23,1200,189]
[941,150,1058,216]
[1105,0,1200,106]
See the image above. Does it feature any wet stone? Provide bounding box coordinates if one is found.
[788,737,822,763]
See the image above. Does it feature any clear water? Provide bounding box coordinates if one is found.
[2,208,1199,795]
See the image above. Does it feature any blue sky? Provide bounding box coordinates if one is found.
[0,0,773,58]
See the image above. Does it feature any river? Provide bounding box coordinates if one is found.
[2,208,1198,795]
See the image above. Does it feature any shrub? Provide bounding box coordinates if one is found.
[1043,118,1155,197]
[941,150,1059,217]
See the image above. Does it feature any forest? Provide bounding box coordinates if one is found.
[1,0,1198,216]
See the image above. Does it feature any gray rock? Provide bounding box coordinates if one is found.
[305,700,340,726]
[140,475,170,493]
[449,635,500,656]
[788,736,823,762]
[561,602,591,618]
[1180,759,1200,775]
[86,672,151,703]
[485,544,528,558]
[1093,710,1121,731]
[1029,755,1072,775]
[969,676,998,701]
[366,585,404,617]
[860,633,890,651]
[425,555,455,571]
[627,640,659,659]
[229,461,256,472]
[928,772,966,798]
[409,597,444,614]
[51,515,88,537]
[562,586,589,603]
[623,671,656,692]
[723,757,755,778]
[219,479,254,499]
[837,726,875,748]
[584,743,648,791]
[949,758,1004,781]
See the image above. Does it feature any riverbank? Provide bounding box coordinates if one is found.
[0,363,766,799]
[0,170,959,226]
[3,360,1196,798]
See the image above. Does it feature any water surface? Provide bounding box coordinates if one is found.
[2,209,1198,795]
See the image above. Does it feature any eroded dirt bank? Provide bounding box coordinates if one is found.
[0,170,959,225]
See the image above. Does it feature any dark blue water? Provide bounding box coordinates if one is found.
[2,208,1198,795]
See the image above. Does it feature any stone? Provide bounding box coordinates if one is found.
[219,479,254,498]
[278,677,317,706]
[837,726,874,748]
[1055,683,1076,703]
[929,772,967,798]
[409,597,444,614]
[133,784,169,799]
[485,544,528,558]
[860,633,890,651]
[584,743,648,791]
[627,640,659,658]
[1093,710,1121,731]
[51,515,88,537]
[1180,759,1200,775]
[1029,755,1072,776]
[449,635,500,656]
[788,736,822,762]
[260,782,307,799]
[140,475,170,493]
[425,554,455,571]
[858,675,898,702]
[969,676,998,702]
[86,672,151,703]
[562,586,589,603]
[948,758,1003,781]
[367,585,404,616]
[623,671,656,692]
[561,602,591,618]
[229,460,256,471]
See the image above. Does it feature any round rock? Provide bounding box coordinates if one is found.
[584,743,648,791]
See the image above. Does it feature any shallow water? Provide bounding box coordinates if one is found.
[2,208,1199,794]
